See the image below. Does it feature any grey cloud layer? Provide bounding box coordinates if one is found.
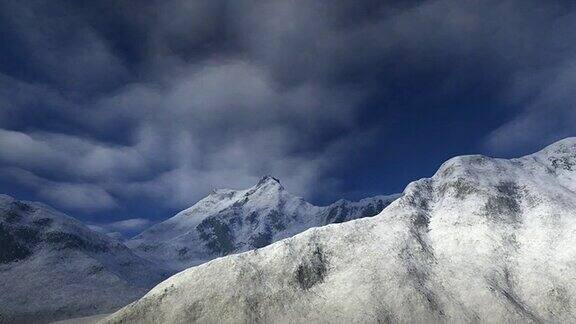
[0,0,574,212]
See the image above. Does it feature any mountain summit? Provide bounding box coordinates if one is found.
[255,175,282,188]
[128,177,398,271]
[106,138,576,323]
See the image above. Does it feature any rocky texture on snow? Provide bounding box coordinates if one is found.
[104,138,576,323]
[0,195,167,323]
[128,176,398,271]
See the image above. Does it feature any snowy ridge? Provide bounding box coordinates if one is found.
[128,176,399,271]
[0,195,167,323]
[104,138,576,323]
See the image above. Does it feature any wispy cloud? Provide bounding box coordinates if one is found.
[485,60,576,154]
[88,218,153,239]
[0,167,117,212]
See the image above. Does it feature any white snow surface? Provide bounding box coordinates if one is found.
[128,175,399,271]
[0,196,168,323]
[104,138,576,323]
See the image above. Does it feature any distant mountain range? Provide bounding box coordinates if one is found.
[104,138,576,323]
[0,195,168,323]
[128,176,399,271]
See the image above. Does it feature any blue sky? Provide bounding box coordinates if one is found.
[1,0,575,236]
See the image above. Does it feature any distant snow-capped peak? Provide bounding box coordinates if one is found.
[128,176,398,271]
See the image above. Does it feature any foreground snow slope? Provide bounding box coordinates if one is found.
[128,176,398,271]
[104,138,576,323]
[0,196,167,323]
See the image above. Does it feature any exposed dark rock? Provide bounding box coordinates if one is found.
[11,201,33,213]
[44,232,109,252]
[32,218,53,227]
[14,227,41,245]
[229,214,243,227]
[268,210,286,231]
[177,247,188,258]
[326,204,350,224]
[247,212,259,226]
[3,210,22,223]
[440,178,478,199]
[549,155,575,171]
[257,175,281,187]
[361,203,380,217]
[232,198,249,208]
[0,224,31,264]
[87,265,105,275]
[250,228,273,249]
[197,217,234,255]
[325,199,390,224]
[484,181,523,225]
[295,247,328,290]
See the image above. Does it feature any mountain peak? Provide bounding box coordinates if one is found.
[256,175,282,188]
[522,137,576,173]
[537,136,576,155]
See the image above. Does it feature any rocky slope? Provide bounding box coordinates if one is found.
[128,176,398,271]
[0,195,168,323]
[104,138,576,323]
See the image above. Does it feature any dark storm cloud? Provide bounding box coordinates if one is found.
[0,0,130,93]
[0,0,575,213]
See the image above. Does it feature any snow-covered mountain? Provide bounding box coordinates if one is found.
[128,176,399,271]
[104,138,576,323]
[0,195,168,323]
